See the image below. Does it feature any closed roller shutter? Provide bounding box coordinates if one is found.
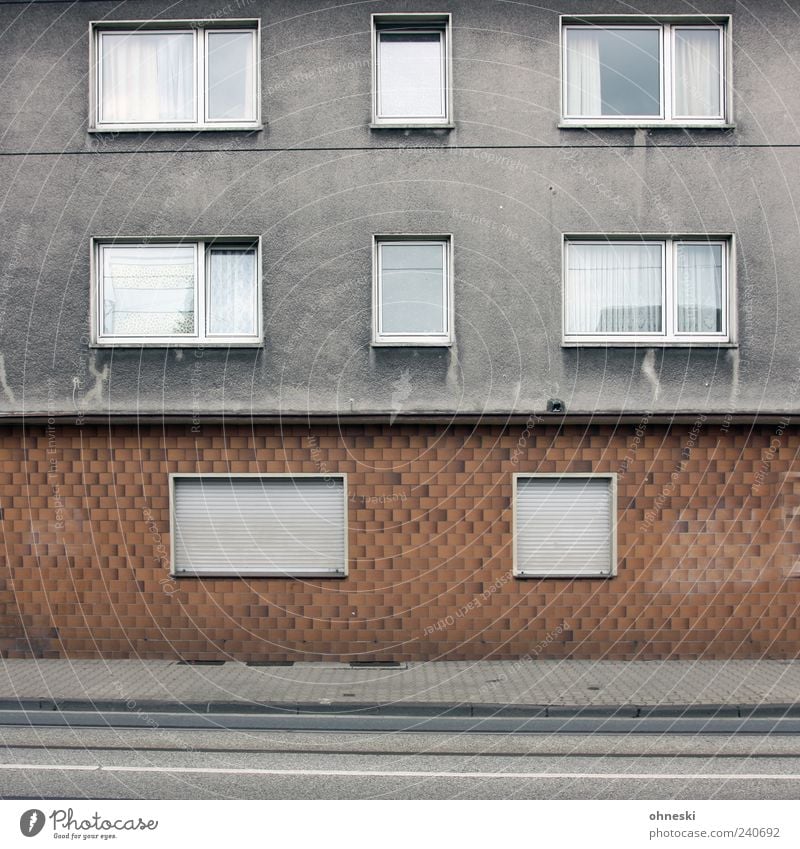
[172,476,346,576]
[515,476,615,577]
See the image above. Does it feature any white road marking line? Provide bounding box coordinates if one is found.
[0,763,798,780]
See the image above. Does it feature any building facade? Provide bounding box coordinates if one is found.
[0,0,798,660]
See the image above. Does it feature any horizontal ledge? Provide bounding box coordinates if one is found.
[515,572,616,579]
[1,413,797,426]
[558,122,734,130]
[171,571,347,579]
[371,340,453,348]
[88,125,264,134]
[169,568,348,579]
[369,123,455,130]
[91,342,264,349]
[561,342,737,349]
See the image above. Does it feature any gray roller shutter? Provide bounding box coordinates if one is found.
[171,476,347,576]
[515,476,615,577]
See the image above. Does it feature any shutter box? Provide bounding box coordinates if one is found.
[513,474,617,578]
[170,474,348,577]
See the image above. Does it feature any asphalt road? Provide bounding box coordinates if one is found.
[1,726,800,800]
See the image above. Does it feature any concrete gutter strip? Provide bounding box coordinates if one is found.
[0,698,798,720]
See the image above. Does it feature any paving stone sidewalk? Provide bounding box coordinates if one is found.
[0,659,799,708]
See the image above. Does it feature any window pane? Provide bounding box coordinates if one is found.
[102,245,195,336]
[207,31,256,121]
[566,243,663,334]
[100,32,194,123]
[566,27,660,117]
[674,28,721,117]
[207,248,257,336]
[378,32,444,118]
[380,243,445,334]
[677,243,723,333]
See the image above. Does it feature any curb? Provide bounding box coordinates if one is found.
[0,698,798,720]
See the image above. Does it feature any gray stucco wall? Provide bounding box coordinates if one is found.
[0,0,798,417]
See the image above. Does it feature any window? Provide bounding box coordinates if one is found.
[563,237,732,345]
[170,475,348,577]
[93,239,261,345]
[372,14,452,126]
[514,475,616,578]
[561,18,728,125]
[373,237,452,346]
[92,21,259,130]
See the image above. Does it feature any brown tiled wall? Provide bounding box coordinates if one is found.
[0,421,798,660]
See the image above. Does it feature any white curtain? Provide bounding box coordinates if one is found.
[101,32,194,123]
[208,249,257,336]
[565,30,602,116]
[103,246,195,336]
[566,243,662,334]
[674,28,720,117]
[677,243,722,333]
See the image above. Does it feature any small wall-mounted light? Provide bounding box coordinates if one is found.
[547,398,565,414]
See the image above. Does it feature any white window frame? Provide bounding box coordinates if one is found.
[560,15,731,128]
[90,19,261,132]
[513,473,618,579]
[371,13,453,128]
[91,236,263,347]
[372,235,453,347]
[169,473,349,578]
[562,235,734,346]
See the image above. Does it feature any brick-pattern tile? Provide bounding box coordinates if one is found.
[0,422,798,660]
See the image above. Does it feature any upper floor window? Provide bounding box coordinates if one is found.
[373,236,453,346]
[561,18,728,126]
[372,14,452,127]
[91,21,260,131]
[93,238,261,346]
[563,236,733,345]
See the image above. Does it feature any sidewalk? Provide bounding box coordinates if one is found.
[1,659,799,716]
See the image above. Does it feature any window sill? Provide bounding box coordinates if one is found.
[515,571,616,579]
[370,122,454,130]
[372,339,453,348]
[92,340,264,349]
[561,340,736,348]
[172,571,347,579]
[88,124,263,134]
[558,121,734,130]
